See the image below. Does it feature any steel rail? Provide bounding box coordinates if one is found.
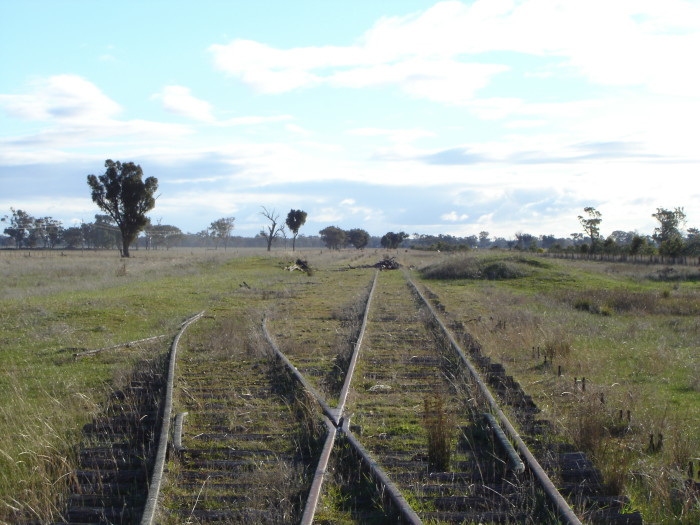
[262,317,338,423]
[298,270,378,525]
[263,270,423,524]
[339,421,423,525]
[139,311,205,525]
[335,269,379,419]
[407,276,583,525]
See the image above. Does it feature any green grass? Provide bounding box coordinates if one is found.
[0,247,363,522]
[415,251,700,524]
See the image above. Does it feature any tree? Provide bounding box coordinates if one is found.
[209,217,235,250]
[63,226,84,249]
[87,159,158,257]
[149,224,185,250]
[578,207,602,251]
[259,207,285,252]
[380,231,408,249]
[33,217,63,248]
[652,207,686,256]
[285,209,307,252]
[91,215,121,249]
[2,208,34,248]
[478,231,490,249]
[319,226,346,250]
[346,228,370,250]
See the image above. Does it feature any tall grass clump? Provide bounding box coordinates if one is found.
[423,391,455,472]
[0,373,87,523]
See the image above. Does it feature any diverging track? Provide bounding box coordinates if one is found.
[58,264,641,524]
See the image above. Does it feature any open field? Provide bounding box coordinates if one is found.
[0,248,698,523]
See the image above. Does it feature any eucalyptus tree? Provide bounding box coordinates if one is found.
[285,209,307,251]
[346,228,370,250]
[209,217,235,250]
[87,160,158,257]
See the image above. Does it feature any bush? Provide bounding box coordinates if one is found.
[421,256,531,280]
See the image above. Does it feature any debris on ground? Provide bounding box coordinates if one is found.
[368,384,392,393]
[285,258,313,275]
[374,256,401,270]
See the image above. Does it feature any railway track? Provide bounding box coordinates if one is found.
[55,261,641,524]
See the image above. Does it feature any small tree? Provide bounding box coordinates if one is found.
[87,160,158,257]
[149,224,185,250]
[578,207,602,251]
[285,209,307,252]
[2,208,34,248]
[319,226,346,250]
[380,231,408,249]
[209,217,235,250]
[346,228,370,250]
[63,226,84,249]
[260,207,285,252]
[652,207,686,256]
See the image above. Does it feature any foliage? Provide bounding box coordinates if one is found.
[578,206,603,249]
[380,231,408,249]
[147,224,184,250]
[346,228,369,250]
[208,217,235,250]
[421,255,531,280]
[285,209,307,252]
[86,159,158,257]
[2,208,34,248]
[319,226,346,250]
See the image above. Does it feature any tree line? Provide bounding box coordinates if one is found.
[2,160,698,258]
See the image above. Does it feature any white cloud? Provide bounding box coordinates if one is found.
[348,127,435,143]
[152,86,215,122]
[0,74,121,122]
[441,211,469,221]
[208,1,700,103]
[286,123,311,135]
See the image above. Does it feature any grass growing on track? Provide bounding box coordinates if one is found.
[0,248,360,522]
[417,251,700,524]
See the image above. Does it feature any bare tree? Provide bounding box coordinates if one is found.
[260,207,285,252]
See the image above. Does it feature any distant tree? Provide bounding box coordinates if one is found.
[87,159,158,257]
[150,224,185,250]
[285,209,307,252]
[92,215,121,249]
[539,234,557,249]
[380,231,408,249]
[259,207,285,252]
[34,217,63,248]
[685,227,700,255]
[319,226,346,250]
[578,207,602,251]
[2,208,34,248]
[652,207,686,256]
[478,231,490,248]
[514,232,537,251]
[63,226,84,249]
[209,217,235,250]
[346,228,370,250]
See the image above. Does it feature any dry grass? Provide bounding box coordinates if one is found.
[414,251,700,522]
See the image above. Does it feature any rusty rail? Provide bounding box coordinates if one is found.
[407,276,583,525]
[139,311,205,525]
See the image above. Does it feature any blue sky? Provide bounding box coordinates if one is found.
[1,0,699,239]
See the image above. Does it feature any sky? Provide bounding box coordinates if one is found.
[1,0,699,239]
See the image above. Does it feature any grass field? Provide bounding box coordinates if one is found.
[0,248,698,523]
[417,252,700,524]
